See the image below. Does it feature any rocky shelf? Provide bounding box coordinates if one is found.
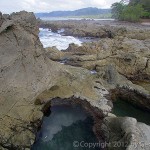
[0,11,150,150]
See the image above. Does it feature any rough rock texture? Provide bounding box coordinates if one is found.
[102,117,150,150]
[41,20,150,82]
[42,20,150,149]
[40,20,150,39]
[0,11,150,150]
[46,39,150,111]
[35,64,113,113]
[0,11,112,149]
[0,11,62,149]
[47,37,150,81]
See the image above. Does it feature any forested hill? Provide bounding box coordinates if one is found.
[35,7,111,17]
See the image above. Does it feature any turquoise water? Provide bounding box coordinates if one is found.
[32,105,101,150]
[113,100,150,125]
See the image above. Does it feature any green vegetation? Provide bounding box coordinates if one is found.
[130,0,150,12]
[142,11,150,18]
[121,4,144,22]
[111,2,125,20]
[111,0,150,22]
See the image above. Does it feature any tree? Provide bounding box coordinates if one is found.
[111,0,146,22]
[129,0,150,12]
[121,4,144,22]
[111,2,125,20]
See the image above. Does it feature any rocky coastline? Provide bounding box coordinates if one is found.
[0,11,150,150]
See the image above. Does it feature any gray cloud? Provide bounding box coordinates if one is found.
[0,0,120,14]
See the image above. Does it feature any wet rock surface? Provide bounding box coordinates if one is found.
[40,20,150,39]
[0,11,111,149]
[44,21,150,112]
[0,11,60,149]
[41,20,150,149]
[0,11,150,150]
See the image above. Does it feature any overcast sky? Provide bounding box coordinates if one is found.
[0,0,121,14]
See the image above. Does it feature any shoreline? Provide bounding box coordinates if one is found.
[0,11,150,150]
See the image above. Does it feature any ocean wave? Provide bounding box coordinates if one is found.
[39,28,82,50]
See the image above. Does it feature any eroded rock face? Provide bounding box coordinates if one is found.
[45,28,150,111]
[35,65,113,114]
[0,11,63,149]
[0,11,150,150]
[102,117,150,150]
[40,20,150,39]
[0,11,113,149]
[47,37,150,80]
[41,20,150,150]
[41,20,150,83]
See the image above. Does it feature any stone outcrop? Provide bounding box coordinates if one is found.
[44,20,150,114]
[0,11,61,149]
[0,11,112,149]
[47,37,150,81]
[0,11,150,150]
[40,20,150,39]
[102,117,150,150]
[45,36,150,110]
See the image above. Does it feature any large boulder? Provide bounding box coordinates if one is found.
[0,11,112,149]
[0,11,62,149]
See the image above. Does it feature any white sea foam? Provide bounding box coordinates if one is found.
[90,70,97,74]
[39,28,82,50]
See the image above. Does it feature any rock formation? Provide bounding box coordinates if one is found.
[102,117,150,150]
[0,11,150,150]
[0,11,61,149]
[41,20,150,150]
[0,11,111,149]
[40,20,150,39]
[45,23,150,111]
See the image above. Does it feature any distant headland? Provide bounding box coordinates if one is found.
[35,7,111,19]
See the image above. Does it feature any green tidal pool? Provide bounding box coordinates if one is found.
[32,105,101,150]
[113,100,150,125]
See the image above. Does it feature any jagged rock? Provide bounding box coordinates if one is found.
[10,11,39,34]
[0,11,113,149]
[46,37,150,111]
[0,20,14,34]
[43,21,150,82]
[45,47,65,61]
[40,20,150,39]
[48,37,150,81]
[0,11,63,149]
[0,12,4,26]
[101,117,150,150]
[35,65,112,114]
[0,11,150,150]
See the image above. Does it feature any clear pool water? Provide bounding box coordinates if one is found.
[32,105,101,150]
[113,100,150,125]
